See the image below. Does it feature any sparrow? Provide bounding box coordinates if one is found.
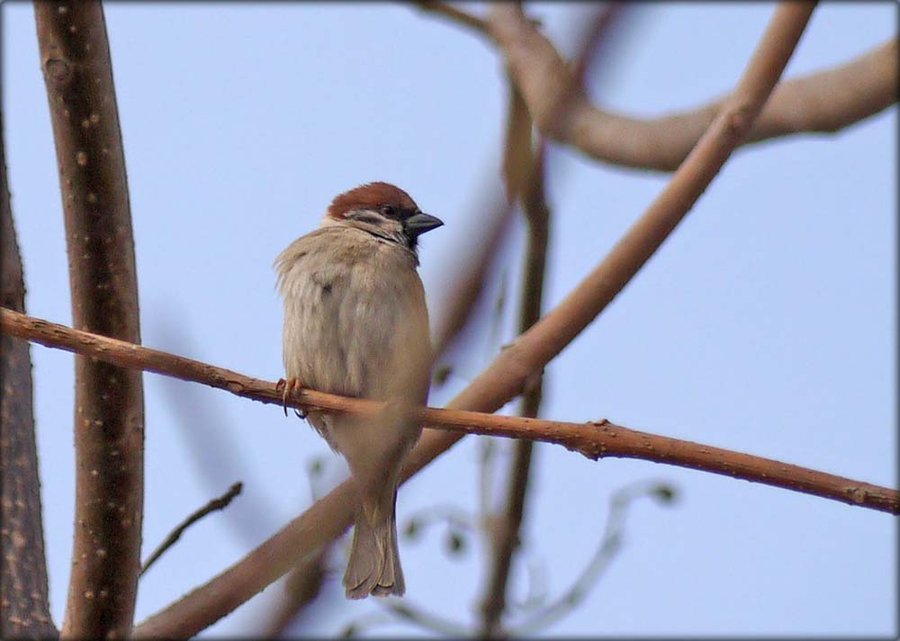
[275,182,443,599]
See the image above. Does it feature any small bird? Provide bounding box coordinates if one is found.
[275,182,443,598]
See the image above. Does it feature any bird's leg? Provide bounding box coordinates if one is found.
[276,377,307,419]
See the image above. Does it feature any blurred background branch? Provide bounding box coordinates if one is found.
[488,5,896,170]
[509,480,678,636]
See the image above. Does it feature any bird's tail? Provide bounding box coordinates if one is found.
[343,481,404,599]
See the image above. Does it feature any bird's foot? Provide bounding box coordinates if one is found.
[276,377,307,419]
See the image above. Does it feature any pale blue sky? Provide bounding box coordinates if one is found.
[2,2,896,637]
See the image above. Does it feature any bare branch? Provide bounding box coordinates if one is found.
[1,113,57,639]
[140,482,243,578]
[490,7,896,170]
[2,308,896,518]
[34,1,144,637]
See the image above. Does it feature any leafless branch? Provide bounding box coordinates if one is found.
[3,308,896,517]
[34,1,144,637]
[489,6,896,170]
[343,593,471,637]
[0,112,58,639]
[140,482,243,578]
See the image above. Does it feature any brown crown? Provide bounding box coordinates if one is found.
[327,182,420,219]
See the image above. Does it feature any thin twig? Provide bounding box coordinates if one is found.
[377,601,470,637]
[140,482,243,578]
[34,2,144,637]
[2,308,896,516]
[510,481,677,635]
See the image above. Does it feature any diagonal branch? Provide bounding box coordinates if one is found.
[489,6,896,170]
[34,2,145,637]
[2,308,896,518]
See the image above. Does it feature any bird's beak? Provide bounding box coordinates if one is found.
[405,212,444,237]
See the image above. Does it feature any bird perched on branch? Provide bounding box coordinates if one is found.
[276,182,443,598]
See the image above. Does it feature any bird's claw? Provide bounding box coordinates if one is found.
[276,377,307,419]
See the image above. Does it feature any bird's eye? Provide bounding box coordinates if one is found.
[380,205,396,217]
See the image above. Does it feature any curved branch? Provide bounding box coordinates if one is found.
[2,308,896,518]
[489,7,897,170]
[34,2,145,637]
